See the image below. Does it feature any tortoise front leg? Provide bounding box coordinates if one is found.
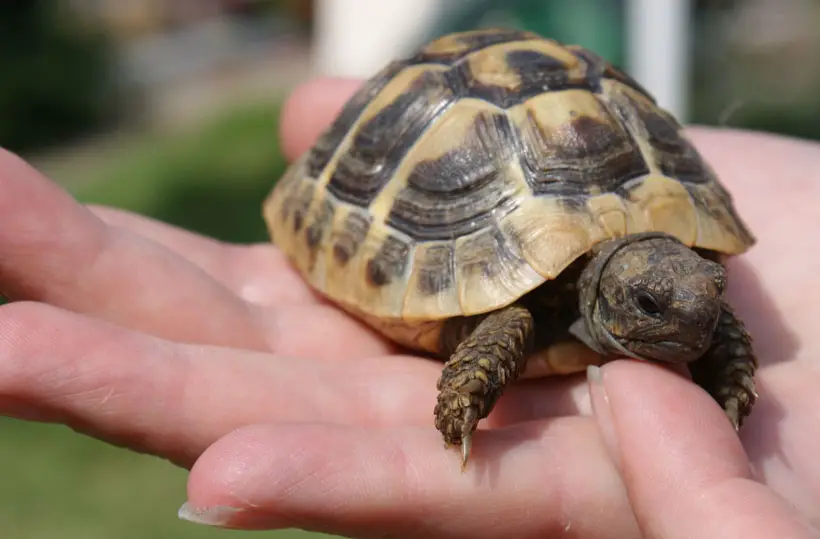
[688,303,759,429]
[434,304,535,470]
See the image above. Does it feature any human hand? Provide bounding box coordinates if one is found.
[587,361,819,539]
[0,77,818,538]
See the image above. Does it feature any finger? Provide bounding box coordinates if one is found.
[0,150,269,350]
[588,360,820,539]
[0,301,605,473]
[90,205,322,306]
[88,205,229,272]
[279,77,361,160]
[180,420,639,538]
[0,301,431,467]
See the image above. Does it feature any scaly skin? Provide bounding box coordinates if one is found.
[688,303,758,429]
[434,304,534,471]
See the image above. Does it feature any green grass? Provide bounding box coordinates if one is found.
[67,99,290,243]
[2,419,333,538]
[2,99,339,538]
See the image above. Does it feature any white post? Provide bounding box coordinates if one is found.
[626,0,691,121]
[313,0,443,77]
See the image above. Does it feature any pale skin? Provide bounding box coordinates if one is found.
[0,77,818,538]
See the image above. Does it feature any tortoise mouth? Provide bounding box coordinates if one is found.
[616,336,707,364]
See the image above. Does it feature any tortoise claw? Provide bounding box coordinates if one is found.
[461,433,471,472]
[459,405,478,471]
[725,399,741,431]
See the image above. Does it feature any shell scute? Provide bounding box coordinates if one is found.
[324,65,456,207]
[455,223,544,313]
[403,241,461,319]
[414,28,540,64]
[509,89,650,196]
[377,100,525,242]
[307,61,406,178]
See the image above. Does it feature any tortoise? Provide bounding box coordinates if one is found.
[263,28,759,469]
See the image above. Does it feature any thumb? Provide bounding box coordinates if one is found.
[587,360,818,539]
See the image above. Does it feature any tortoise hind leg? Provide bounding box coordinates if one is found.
[434,304,535,470]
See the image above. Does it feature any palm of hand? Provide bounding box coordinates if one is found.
[1,78,818,537]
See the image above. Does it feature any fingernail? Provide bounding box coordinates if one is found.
[178,501,245,527]
[587,365,620,467]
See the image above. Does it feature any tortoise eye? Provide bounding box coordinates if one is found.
[635,290,663,316]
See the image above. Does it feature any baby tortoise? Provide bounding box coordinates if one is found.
[263,28,758,469]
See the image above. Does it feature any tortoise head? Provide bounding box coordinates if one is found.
[570,232,726,363]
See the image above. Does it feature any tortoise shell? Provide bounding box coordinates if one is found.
[263,28,754,357]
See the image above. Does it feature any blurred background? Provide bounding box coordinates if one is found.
[1,0,818,537]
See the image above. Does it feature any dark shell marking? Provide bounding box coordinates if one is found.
[306,61,407,178]
[385,111,519,241]
[366,235,412,287]
[516,105,650,196]
[332,212,372,266]
[415,243,456,297]
[326,69,457,207]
